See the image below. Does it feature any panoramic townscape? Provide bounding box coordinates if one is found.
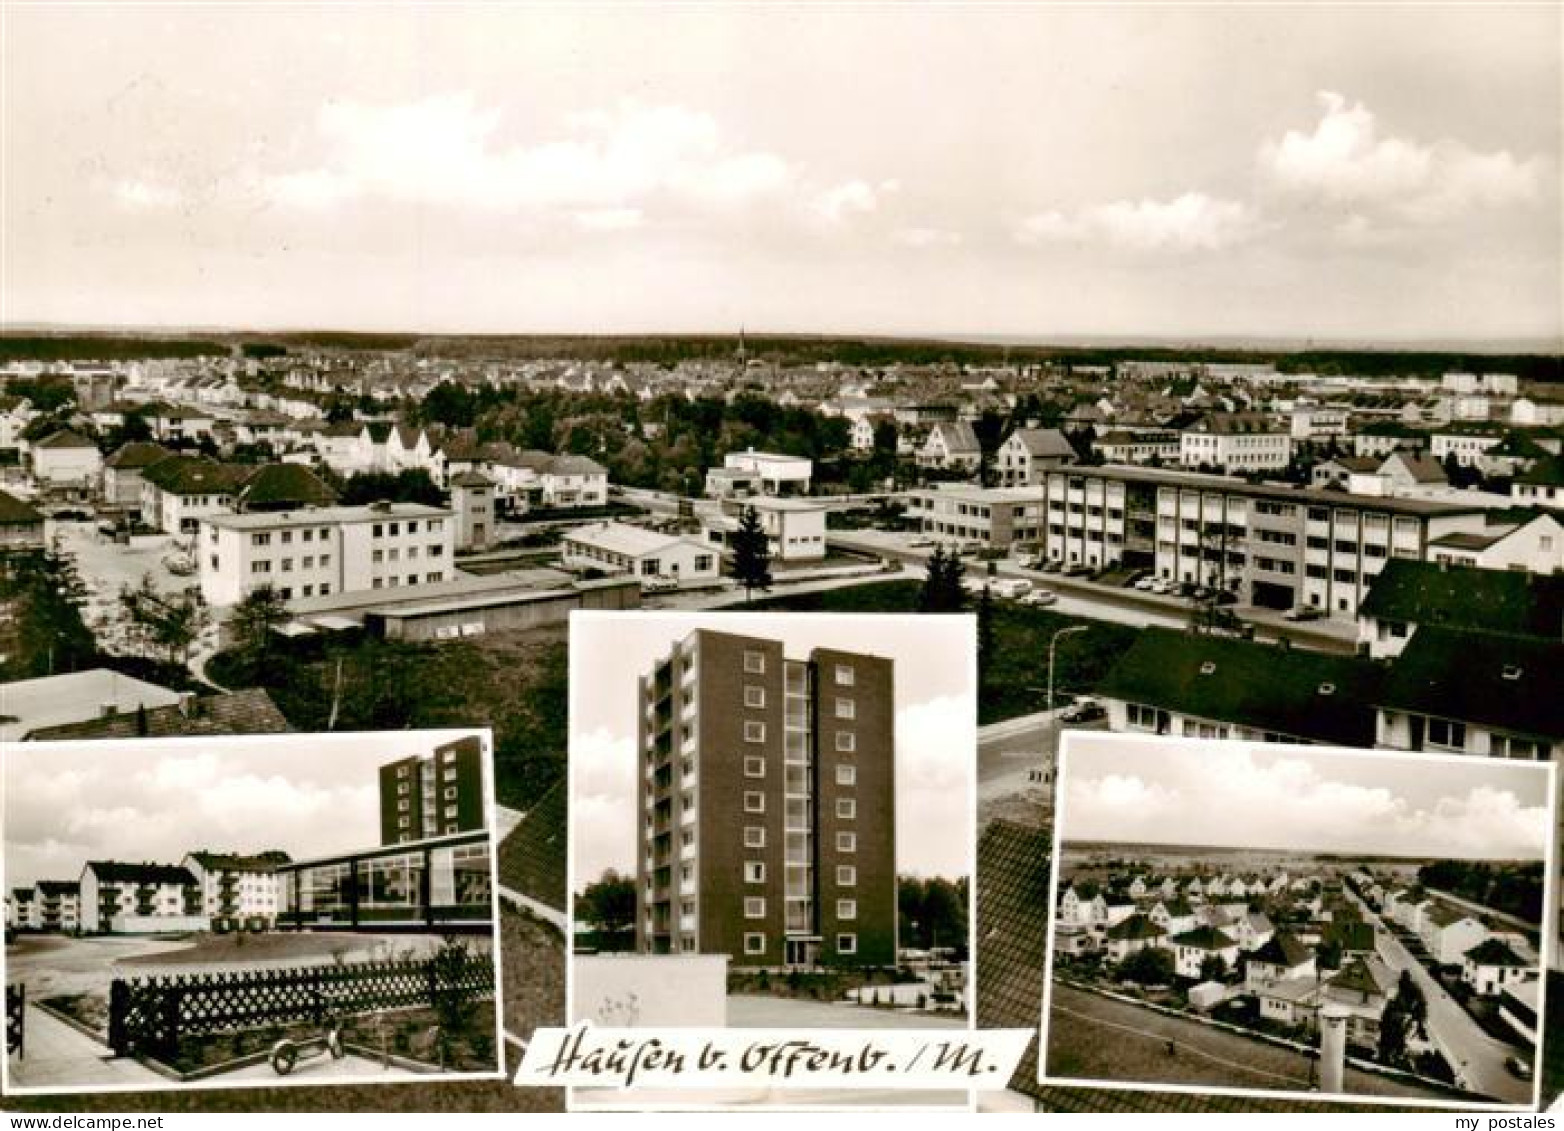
[2,0,1559,1119]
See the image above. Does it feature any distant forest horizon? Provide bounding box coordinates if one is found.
[1,327,1560,382]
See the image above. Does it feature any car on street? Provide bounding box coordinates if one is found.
[989,577,1033,599]
[1060,696,1106,723]
[1018,588,1057,607]
[1506,1056,1534,1081]
[1284,604,1327,621]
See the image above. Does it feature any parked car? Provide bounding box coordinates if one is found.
[1060,696,1107,724]
[1283,604,1326,622]
[642,575,679,592]
[1039,558,1063,573]
[990,578,1033,599]
[1133,576,1158,591]
[1018,588,1057,607]
[1063,563,1092,577]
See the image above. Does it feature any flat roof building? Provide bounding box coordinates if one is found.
[637,628,895,969]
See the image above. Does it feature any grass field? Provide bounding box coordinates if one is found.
[749,579,1139,724]
[1046,983,1453,1102]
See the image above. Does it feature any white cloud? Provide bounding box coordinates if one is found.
[1064,744,1550,860]
[1260,90,1544,223]
[112,178,182,210]
[895,695,974,879]
[266,94,802,222]
[812,179,899,225]
[1016,192,1260,253]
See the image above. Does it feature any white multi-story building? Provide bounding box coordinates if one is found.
[904,484,1045,549]
[702,497,827,562]
[1179,415,1292,473]
[180,852,287,930]
[198,502,454,607]
[78,861,205,934]
[1037,465,1492,618]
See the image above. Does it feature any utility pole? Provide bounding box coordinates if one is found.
[1048,625,1089,715]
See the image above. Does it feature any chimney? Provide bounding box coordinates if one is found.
[1318,1003,1350,1094]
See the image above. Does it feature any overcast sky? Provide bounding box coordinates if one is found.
[4,4,1559,344]
[2,728,490,889]
[570,611,974,887]
[1061,734,1554,860]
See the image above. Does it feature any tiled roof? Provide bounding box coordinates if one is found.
[974,818,1051,1103]
[1360,559,1564,639]
[84,861,196,886]
[103,441,173,470]
[1095,628,1383,748]
[26,688,292,741]
[1463,937,1528,967]
[234,463,337,509]
[1251,932,1313,968]
[1105,914,1166,941]
[1377,626,1564,738]
[33,429,95,449]
[497,778,566,913]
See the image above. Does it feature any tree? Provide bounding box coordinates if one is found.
[577,870,637,941]
[119,574,209,667]
[1119,946,1176,986]
[0,541,96,678]
[1198,954,1229,982]
[918,546,967,613]
[228,584,291,661]
[728,505,772,602]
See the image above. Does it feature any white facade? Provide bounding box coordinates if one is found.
[704,498,827,562]
[1180,424,1291,473]
[30,436,103,487]
[561,521,720,588]
[199,503,454,607]
[722,449,813,494]
[181,854,283,927]
[1420,913,1488,966]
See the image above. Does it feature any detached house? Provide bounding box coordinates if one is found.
[1244,932,1316,991]
[917,421,981,473]
[996,428,1075,485]
[1418,905,1488,967]
[29,429,102,495]
[1169,925,1241,980]
[1103,914,1167,963]
[101,441,173,510]
[1462,938,1532,997]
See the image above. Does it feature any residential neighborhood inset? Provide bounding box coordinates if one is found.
[569,611,974,1109]
[1042,732,1554,1110]
[2,730,504,1094]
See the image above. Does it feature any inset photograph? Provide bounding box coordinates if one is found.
[2,729,505,1095]
[569,610,975,1109]
[1042,732,1555,1110]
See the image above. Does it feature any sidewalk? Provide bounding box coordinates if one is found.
[7,1004,163,1090]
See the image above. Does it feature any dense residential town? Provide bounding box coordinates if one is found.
[1051,852,1544,1093]
[2,340,1561,760]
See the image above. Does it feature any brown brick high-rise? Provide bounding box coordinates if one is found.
[379,735,486,845]
[636,628,895,967]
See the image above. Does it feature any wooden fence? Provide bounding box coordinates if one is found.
[108,953,492,1060]
[5,983,22,1060]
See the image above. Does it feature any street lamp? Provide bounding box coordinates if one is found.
[1047,625,1089,715]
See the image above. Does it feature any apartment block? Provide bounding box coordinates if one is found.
[181,851,289,931]
[199,501,454,607]
[636,629,895,968]
[379,735,487,845]
[904,484,1045,548]
[1038,465,1490,617]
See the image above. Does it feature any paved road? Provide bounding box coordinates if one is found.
[1350,893,1532,1104]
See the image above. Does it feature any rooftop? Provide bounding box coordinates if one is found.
[203,501,451,530]
[1,668,183,743]
[562,520,708,557]
[1360,559,1564,640]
